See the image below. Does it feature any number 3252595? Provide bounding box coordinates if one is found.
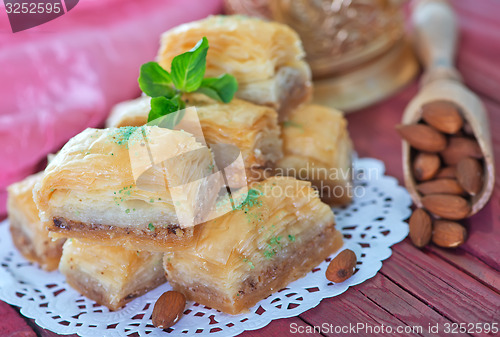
[5,2,62,14]
[444,322,498,334]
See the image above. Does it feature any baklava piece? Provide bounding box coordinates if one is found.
[59,239,165,311]
[34,126,222,251]
[7,172,65,271]
[106,94,282,182]
[277,104,354,206]
[163,177,343,315]
[157,15,312,120]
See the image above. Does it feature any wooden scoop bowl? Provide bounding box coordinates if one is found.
[402,0,495,216]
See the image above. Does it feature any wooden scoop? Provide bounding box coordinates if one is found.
[402,0,495,216]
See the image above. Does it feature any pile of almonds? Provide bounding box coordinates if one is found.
[397,100,484,249]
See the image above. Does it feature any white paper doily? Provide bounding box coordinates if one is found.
[0,157,411,337]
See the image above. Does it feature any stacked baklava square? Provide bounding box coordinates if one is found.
[164,177,343,314]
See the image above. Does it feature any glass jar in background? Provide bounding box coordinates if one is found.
[225,0,418,112]
[225,0,407,79]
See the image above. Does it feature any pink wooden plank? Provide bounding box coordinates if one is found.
[239,316,321,337]
[426,246,500,292]
[0,302,37,337]
[453,0,500,24]
[299,278,408,337]
[384,242,500,325]
[442,0,500,103]
[347,83,418,183]
[358,273,462,337]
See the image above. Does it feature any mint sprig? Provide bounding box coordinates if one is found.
[138,37,238,127]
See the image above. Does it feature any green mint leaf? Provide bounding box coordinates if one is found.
[148,95,186,129]
[138,62,176,98]
[170,37,208,92]
[196,74,238,103]
[148,96,179,123]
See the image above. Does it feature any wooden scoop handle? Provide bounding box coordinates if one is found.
[412,0,461,84]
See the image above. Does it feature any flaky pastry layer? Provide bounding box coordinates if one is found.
[7,172,65,271]
[60,239,165,311]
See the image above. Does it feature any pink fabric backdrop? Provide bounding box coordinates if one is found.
[0,0,223,215]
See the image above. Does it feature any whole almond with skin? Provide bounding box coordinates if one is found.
[409,208,432,248]
[440,137,482,165]
[432,220,467,248]
[421,194,471,220]
[397,124,447,152]
[416,178,465,196]
[413,153,441,181]
[152,291,186,329]
[421,100,463,134]
[456,157,483,195]
[326,249,357,283]
[435,166,456,179]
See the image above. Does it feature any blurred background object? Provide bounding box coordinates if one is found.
[225,0,419,111]
[0,0,223,216]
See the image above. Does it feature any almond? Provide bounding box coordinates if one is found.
[421,194,471,220]
[456,157,483,195]
[408,208,432,248]
[397,124,447,152]
[421,100,463,134]
[440,137,482,165]
[435,166,456,179]
[152,291,186,329]
[326,249,357,283]
[416,178,465,196]
[413,153,441,181]
[432,220,467,248]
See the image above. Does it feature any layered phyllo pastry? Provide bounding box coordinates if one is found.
[163,176,343,314]
[277,104,354,205]
[157,15,312,120]
[33,126,224,251]
[7,172,65,271]
[106,94,282,182]
[59,239,165,310]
